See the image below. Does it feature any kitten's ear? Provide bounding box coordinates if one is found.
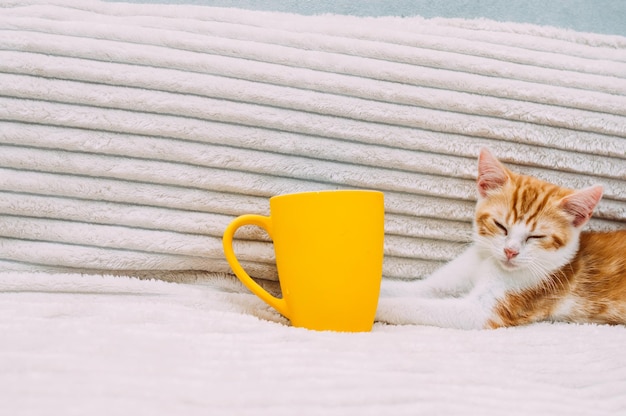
[477,148,510,198]
[559,185,603,227]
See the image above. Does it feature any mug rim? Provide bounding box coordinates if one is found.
[269,189,383,201]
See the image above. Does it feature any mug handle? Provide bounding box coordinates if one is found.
[222,214,289,318]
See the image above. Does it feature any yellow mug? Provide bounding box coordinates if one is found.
[222,190,384,332]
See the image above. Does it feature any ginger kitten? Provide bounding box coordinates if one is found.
[376,148,626,329]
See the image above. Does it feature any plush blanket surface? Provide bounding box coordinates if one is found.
[1,0,625,283]
[2,271,626,416]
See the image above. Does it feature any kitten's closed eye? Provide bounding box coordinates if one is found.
[494,220,508,235]
[526,235,546,242]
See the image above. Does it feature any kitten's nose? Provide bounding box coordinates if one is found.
[504,247,519,260]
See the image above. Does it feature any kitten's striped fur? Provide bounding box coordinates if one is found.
[377,148,626,329]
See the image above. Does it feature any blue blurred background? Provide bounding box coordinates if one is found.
[107,0,626,37]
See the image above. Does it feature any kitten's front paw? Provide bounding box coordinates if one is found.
[375,298,410,325]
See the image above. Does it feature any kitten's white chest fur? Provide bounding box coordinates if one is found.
[376,242,572,329]
[377,245,539,329]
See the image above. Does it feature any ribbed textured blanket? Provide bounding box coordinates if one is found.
[1,0,625,285]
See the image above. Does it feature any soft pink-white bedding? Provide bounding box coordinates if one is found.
[2,272,625,415]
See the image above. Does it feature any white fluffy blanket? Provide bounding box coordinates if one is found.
[2,271,626,415]
[1,0,625,283]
